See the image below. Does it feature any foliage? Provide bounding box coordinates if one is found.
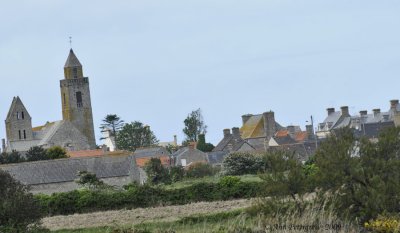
[196,134,215,152]
[364,215,400,233]
[75,171,107,190]
[100,114,124,150]
[36,180,263,216]
[116,121,158,152]
[222,152,264,176]
[182,108,207,142]
[144,158,171,185]
[0,170,45,232]
[26,146,48,161]
[0,150,25,164]
[186,162,215,178]
[314,127,400,222]
[46,146,68,160]
[169,165,185,182]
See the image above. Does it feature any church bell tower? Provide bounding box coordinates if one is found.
[60,49,96,149]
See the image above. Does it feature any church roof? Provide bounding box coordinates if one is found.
[64,49,82,68]
[6,96,30,122]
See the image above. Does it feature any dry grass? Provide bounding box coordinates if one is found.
[42,199,254,231]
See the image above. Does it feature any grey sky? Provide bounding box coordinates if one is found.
[1,0,400,145]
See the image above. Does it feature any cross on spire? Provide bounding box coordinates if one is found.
[69,36,72,49]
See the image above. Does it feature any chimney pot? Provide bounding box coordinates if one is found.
[232,127,240,137]
[340,106,350,117]
[391,99,399,109]
[373,109,381,116]
[263,111,276,139]
[359,110,368,116]
[223,128,231,137]
[327,108,335,116]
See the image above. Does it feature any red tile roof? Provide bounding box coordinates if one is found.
[275,130,289,137]
[68,149,104,158]
[135,156,170,168]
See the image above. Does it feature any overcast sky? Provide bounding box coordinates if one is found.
[1,0,400,145]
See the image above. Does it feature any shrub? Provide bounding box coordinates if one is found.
[223,152,264,175]
[0,150,25,164]
[364,216,400,233]
[186,162,215,178]
[0,170,45,232]
[26,146,47,161]
[144,158,171,185]
[169,165,185,182]
[46,146,68,159]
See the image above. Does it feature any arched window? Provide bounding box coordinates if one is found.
[73,68,78,79]
[76,92,83,107]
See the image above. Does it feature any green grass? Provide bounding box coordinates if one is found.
[161,174,262,190]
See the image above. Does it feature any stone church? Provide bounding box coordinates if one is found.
[2,49,96,153]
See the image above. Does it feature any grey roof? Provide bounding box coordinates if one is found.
[6,96,31,122]
[207,151,229,165]
[213,133,243,152]
[358,121,395,139]
[133,147,169,158]
[64,49,82,68]
[0,155,135,185]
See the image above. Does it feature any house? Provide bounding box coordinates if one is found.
[0,154,142,194]
[172,144,208,167]
[317,100,399,139]
[133,146,171,167]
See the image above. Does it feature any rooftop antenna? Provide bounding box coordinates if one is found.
[69,36,72,49]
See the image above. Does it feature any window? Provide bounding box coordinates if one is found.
[63,93,66,106]
[23,130,26,139]
[73,68,78,79]
[76,91,83,107]
[21,111,24,119]
[17,112,20,119]
[18,130,21,140]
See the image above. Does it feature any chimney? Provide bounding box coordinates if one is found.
[173,135,177,146]
[1,139,5,153]
[232,127,240,138]
[359,110,368,116]
[263,111,276,139]
[373,108,381,117]
[241,114,253,125]
[390,99,399,110]
[341,106,350,117]
[223,128,231,137]
[287,125,296,138]
[327,108,335,116]
[306,125,314,139]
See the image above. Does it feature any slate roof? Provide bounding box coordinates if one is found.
[0,155,135,185]
[207,151,229,165]
[133,147,170,158]
[213,133,243,152]
[64,49,82,68]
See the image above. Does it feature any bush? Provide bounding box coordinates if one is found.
[0,170,45,232]
[169,165,185,182]
[46,146,68,159]
[36,180,264,216]
[223,152,264,175]
[0,150,25,164]
[144,158,171,185]
[186,162,215,178]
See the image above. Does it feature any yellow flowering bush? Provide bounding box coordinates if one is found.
[365,216,400,233]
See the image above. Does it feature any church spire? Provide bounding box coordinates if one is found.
[64,49,82,68]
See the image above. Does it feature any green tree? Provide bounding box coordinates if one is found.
[100,114,124,150]
[223,152,264,175]
[75,171,106,190]
[0,151,25,164]
[26,146,47,161]
[144,158,170,185]
[196,134,215,152]
[46,146,68,160]
[116,121,158,152]
[0,170,46,232]
[183,108,207,142]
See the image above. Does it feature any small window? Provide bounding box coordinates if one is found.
[16,112,20,119]
[76,91,83,107]
[18,130,21,140]
[23,130,26,139]
[21,111,24,119]
[73,68,78,79]
[63,93,66,106]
